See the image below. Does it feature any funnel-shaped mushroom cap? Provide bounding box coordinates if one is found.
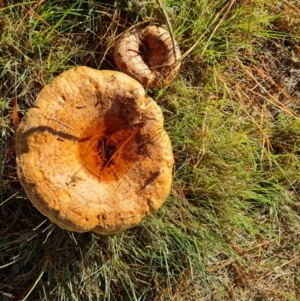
[16,67,174,235]
[113,25,181,89]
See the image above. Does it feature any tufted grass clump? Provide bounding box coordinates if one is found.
[1,0,300,300]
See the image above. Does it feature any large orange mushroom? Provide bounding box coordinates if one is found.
[15,66,174,235]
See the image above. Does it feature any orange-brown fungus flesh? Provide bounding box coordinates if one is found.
[78,115,147,183]
[113,25,181,89]
[15,67,174,235]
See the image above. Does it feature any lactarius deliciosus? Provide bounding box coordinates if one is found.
[16,66,174,235]
[113,25,181,89]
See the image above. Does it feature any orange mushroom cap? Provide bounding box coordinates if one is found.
[16,67,174,235]
[113,25,181,89]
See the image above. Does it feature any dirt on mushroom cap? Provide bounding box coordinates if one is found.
[15,67,174,235]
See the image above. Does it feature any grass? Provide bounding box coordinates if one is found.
[1,0,300,300]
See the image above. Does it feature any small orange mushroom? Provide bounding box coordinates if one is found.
[113,25,181,89]
[15,67,174,235]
